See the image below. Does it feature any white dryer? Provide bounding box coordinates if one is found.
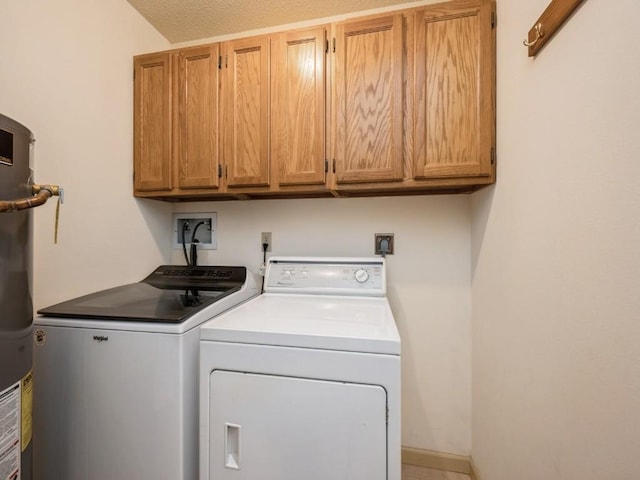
[199,257,401,480]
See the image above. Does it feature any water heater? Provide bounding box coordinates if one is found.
[0,113,35,480]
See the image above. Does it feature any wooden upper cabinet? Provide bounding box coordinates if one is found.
[333,14,405,184]
[271,27,327,187]
[222,36,270,188]
[413,0,496,179]
[176,45,221,190]
[133,53,172,192]
[133,0,496,200]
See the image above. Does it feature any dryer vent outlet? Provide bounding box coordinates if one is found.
[374,233,394,256]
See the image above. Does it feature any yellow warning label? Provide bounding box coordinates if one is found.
[21,370,33,451]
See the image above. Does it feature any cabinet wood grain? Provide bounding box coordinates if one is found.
[177,44,220,189]
[271,27,327,187]
[334,14,405,184]
[223,36,270,188]
[414,0,495,179]
[133,53,172,192]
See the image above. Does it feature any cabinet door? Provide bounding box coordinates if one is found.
[414,0,495,179]
[223,36,270,188]
[177,45,221,189]
[334,15,404,184]
[133,53,172,192]
[271,27,327,186]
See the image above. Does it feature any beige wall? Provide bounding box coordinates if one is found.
[173,196,473,454]
[1,0,475,456]
[0,0,171,307]
[471,0,640,478]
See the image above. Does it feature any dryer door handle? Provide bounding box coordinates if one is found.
[225,423,241,470]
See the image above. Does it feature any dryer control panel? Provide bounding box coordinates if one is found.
[264,257,385,296]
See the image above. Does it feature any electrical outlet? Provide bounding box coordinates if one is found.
[172,213,217,250]
[261,232,272,252]
[374,233,394,255]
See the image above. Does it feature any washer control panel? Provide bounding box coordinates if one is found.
[265,257,385,296]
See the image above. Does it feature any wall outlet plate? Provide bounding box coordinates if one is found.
[172,213,217,250]
[261,232,272,252]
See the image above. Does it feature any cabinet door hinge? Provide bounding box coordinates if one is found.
[491,11,496,29]
[491,147,496,165]
[332,38,336,53]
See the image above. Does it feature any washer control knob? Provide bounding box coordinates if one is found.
[283,269,292,278]
[354,268,369,283]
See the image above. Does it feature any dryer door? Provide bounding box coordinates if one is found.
[209,370,387,480]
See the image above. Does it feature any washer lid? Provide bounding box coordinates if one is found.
[200,293,400,355]
[35,265,259,334]
[37,265,249,324]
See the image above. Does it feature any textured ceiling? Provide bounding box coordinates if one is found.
[127,0,415,43]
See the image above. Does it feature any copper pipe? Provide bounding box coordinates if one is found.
[0,185,60,213]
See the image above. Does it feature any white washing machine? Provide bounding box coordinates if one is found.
[199,257,401,480]
[33,265,258,480]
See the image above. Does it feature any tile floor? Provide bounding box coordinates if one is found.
[402,464,471,480]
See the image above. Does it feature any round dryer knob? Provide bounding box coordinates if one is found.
[354,269,369,283]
